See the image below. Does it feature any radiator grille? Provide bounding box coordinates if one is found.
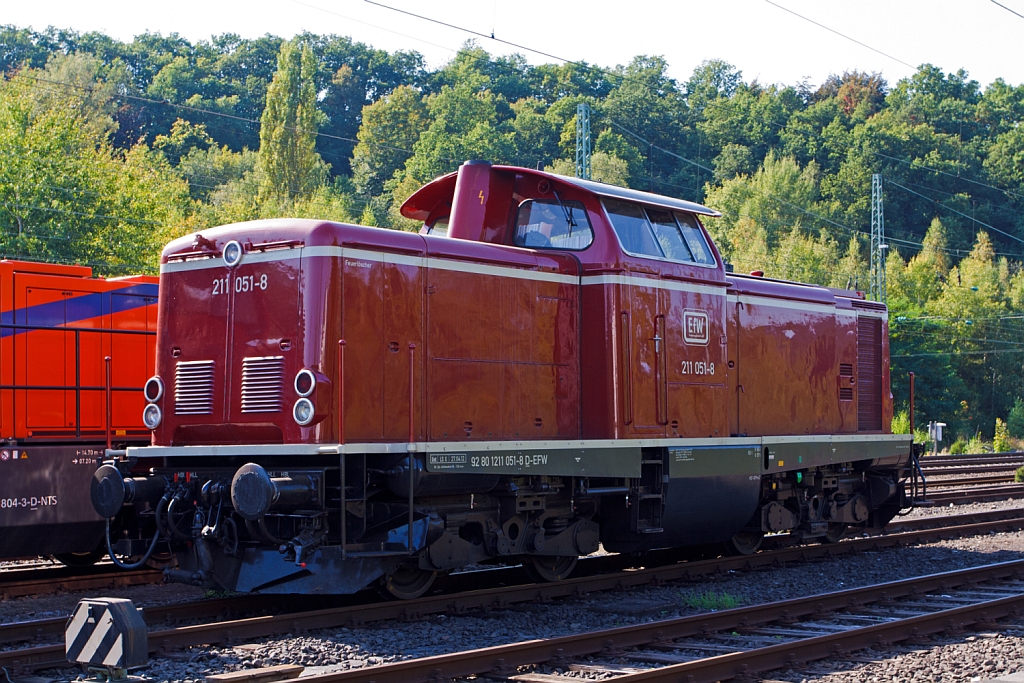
[240,356,285,413]
[175,360,215,415]
[857,318,883,430]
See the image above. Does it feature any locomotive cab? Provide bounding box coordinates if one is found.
[96,161,911,596]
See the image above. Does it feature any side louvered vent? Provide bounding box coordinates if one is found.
[241,356,285,413]
[857,318,883,430]
[838,363,854,402]
[175,360,215,415]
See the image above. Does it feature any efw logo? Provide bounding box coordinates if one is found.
[683,310,709,345]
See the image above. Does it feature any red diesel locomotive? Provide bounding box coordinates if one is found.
[92,161,912,596]
[0,260,158,564]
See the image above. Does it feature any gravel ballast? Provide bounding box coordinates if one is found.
[7,498,1024,682]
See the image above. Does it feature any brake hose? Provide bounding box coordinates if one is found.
[105,518,161,570]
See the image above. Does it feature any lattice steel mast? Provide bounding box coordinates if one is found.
[575,103,591,180]
[870,173,887,303]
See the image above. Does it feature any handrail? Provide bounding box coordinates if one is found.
[1,322,154,335]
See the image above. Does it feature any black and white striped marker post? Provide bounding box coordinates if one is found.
[65,598,148,677]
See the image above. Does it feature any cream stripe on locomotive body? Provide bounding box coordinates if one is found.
[100,162,912,596]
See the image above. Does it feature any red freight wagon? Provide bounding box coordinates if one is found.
[95,162,912,596]
[0,260,158,563]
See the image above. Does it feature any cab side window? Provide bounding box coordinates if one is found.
[513,200,593,250]
[603,198,717,267]
[674,212,715,265]
[424,217,449,237]
[646,207,694,262]
[602,199,662,257]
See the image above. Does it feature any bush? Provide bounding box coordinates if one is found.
[949,437,968,455]
[965,432,990,455]
[994,418,1013,453]
[1016,466,1024,483]
[1009,398,1024,439]
[891,410,931,450]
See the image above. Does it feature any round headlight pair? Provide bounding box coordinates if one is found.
[143,376,164,430]
[293,398,315,426]
[142,403,162,430]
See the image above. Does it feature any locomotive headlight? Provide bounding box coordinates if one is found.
[223,240,243,268]
[294,368,316,397]
[142,403,162,430]
[293,398,315,426]
[144,376,164,403]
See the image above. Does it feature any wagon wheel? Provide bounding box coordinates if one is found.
[521,555,578,583]
[379,565,438,600]
[52,546,106,568]
[822,523,847,544]
[725,529,763,556]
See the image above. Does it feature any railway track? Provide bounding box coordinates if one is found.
[3,507,1017,648]
[0,565,162,599]
[5,508,1024,673]
[300,559,1024,683]
[925,483,1024,505]
[920,452,1023,465]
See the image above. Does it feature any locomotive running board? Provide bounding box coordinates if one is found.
[124,433,909,460]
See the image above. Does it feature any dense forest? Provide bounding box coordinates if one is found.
[3,24,1024,445]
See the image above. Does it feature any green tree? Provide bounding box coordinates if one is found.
[0,75,193,272]
[255,39,328,204]
[350,84,428,196]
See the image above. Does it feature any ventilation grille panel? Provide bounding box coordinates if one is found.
[175,360,215,415]
[839,387,854,401]
[241,356,285,413]
[839,363,854,377]
[857,318,883,430]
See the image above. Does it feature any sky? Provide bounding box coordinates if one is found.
[5,0,1024,90]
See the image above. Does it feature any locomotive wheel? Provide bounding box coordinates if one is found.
[725,529,763,556]
[145,551,176,569]
[52,547,106,568]
[380,566,437,600]
[521,555,578,582]
[822,523,847,544]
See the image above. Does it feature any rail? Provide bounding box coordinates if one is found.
[0,322,154,439]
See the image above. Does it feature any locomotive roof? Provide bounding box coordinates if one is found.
[401,164,721,221]
[537,171,722,218]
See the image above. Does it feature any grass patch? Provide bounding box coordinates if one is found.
[1015,465,1024,483]
[680,590,742,611]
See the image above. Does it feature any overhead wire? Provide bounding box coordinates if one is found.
[762,1,915,69]
[356,0,1024,266]
[883,177,1024,245]
[990,0,1024,20]
[874,151,1024,201]
[10,7,1024,271]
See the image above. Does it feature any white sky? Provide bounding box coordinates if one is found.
[6,0,1024,91]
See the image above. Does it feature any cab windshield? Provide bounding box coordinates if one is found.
[513,200,593,251]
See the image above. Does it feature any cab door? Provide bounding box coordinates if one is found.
[662,278,729,438]
[620,270,665,434]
